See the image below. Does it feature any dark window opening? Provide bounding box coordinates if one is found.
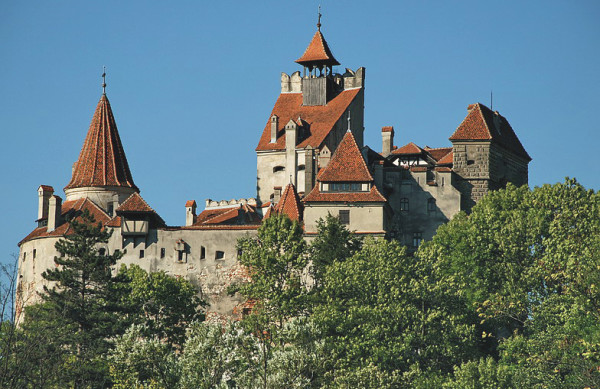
[328,182,362,192]
[160,248,165,258]
[400,198,409,211]
[33,249,36,259]
[273,166,285,173]
[338,210,350,225]
[107,203,114,216]
[23,252,26,261]
[98,248,106,256]
[413,233,422,248]
[178,250,184,261]
[215,251,225,260]
[427,198,436,213]
[139,250,145,259]
[201,246,206,259]
[114,249,120,256]
[467,160,475,165]
[298,164,305,171]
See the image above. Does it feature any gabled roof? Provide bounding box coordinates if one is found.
[391,142,423,155]
[116,192,166,227]
[65,94,138,191]
[296,30,340,67]
[424,147,453,162]
[317,131,373,182]
[303,185,387,203]
[437,151,454,165]
[194,204,261,226]
[256,89,361,152]
[449,103,531,161]
[273,183,303,221]
[20,198,112,245]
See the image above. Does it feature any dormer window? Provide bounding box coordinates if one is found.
[327,182,364,192]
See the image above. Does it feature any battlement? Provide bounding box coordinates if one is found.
[280,67,365,94]
[204,198,257,209]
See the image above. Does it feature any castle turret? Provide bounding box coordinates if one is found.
[64,88,138,212]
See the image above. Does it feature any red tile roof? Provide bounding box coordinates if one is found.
[116,192,166,226]
[434,167,452,172]
[256,89,361,151]
[20,198,112,245]
[381,126,394,133]
[65,94,138,191]
[303,185,386,203]
[449,103,531,161]
[295,30,340,66]
[410,166,428,172]
[437,151,454,165]
[273,183,303,221]
[317,131,373,182]
[392,142,423,155]
[424,147,452,162]
[185,200,196,208]
[195,204,261,226]
[39,185,54,192]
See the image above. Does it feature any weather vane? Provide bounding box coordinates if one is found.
[102,66,107,95]
[317,5,322,30]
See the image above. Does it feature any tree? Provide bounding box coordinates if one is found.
[117,264,206,350]
[40,208,125,388]
[308,214,362,291]
[312,237,478,386]
[229,213,308,387]
[419,179,600,387]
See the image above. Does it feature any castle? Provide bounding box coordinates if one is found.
[17,22,530,320]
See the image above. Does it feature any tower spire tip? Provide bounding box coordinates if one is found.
[102,66,107,95]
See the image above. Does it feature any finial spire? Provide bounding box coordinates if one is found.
[317,5,322,31]
[102,66,107,95]
[347,113,351,133]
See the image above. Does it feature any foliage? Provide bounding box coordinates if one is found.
[313,237,478,384]
[117,264,205,349]
[108,325,178,389]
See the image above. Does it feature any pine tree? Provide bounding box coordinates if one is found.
[41,208,125,388]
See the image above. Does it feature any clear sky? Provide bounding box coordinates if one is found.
[1,1,599,265]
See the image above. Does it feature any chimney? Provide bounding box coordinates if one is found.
[270,115,279,143]
[381,126,395,157]
[48,195,62,232]
[37,185,54,221]
[185,200,197,226]
[285,119,297,150]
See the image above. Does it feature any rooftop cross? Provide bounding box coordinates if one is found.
[102,66,107,95]
[317,5,321,31]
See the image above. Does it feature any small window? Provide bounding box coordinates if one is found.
[215,251,225,260]
[98,248,106,256]
[298,164,306,171]
[400,198,409,211]
[273,166,285,173]
[139,250,145,259]
[338,210,350,225]
[23,252,26,261]
[160,248,165,258]
[107,203,114,216]
[413,233,422,248]
[33,249,36,259]
[178,250,184,261]
[427,198,436,213]
[114,249,120,256]
[201,246,206,259]
[467,160,475,165]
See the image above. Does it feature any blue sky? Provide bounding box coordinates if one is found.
[1,1,599,265]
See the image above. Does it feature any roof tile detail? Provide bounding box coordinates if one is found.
[273,183,303,221]
[392,142,423,155]
[424,147,453,162]
[65,94,138,191]
[436,151,454,165]
[449,103,531,161]
[317,131,373,182]
[303,185,387,203]
[116,192,166,226]
[256,89,361,152]
[295,30,340,66]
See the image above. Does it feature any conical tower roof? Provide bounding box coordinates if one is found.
[65,94,138,191]
[296,29,340,67]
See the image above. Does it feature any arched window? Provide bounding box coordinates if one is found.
[400,198,409,211]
